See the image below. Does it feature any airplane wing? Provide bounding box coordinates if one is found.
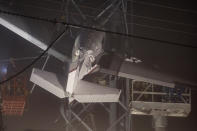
[0,12,69,62]
[74,80,121,103]
[100,60,197,88]
[30,68,121,103]
[30,68,66,98]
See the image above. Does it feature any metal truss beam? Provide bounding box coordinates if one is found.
[106,77,132,131]
[70,110,93,131]
[0,17,69,62]
[70,103,91,123]
[100,103,111,113]
[60,102,93,131]
[107,112,127,131]
[109,75,118,131]
[121,0,129,34]
[71,0,87,20]
[125,79,131,131]
[95,0,118,21]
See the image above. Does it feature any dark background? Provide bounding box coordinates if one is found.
[0,0,197,130]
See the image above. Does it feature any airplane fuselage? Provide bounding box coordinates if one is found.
[72,29,105,63]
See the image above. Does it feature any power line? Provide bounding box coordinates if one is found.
[1,0,197,28]
[3,1,196,35]
[74,1,197,28]
[128,23,197,36]
[0,9,197,49]
[77,2,197,28]
[0,25,69,85]
[7,1,194,36]
[130,0,197,15]
[42,0,197,14]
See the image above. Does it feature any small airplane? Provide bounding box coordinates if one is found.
[1,0,195,104]
[29,0,129,103]
[30,30,121,103]
[0,0,142,103]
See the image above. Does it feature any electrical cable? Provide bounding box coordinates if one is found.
[0,25,69,85]
[130,0,197,14]
[40,0,197,14]
[1,0,197,29]
[0,9,197,49]
[0,2,194,36]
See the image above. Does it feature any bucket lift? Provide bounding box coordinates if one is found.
[0,75,28,116]
[0,58,28,116]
